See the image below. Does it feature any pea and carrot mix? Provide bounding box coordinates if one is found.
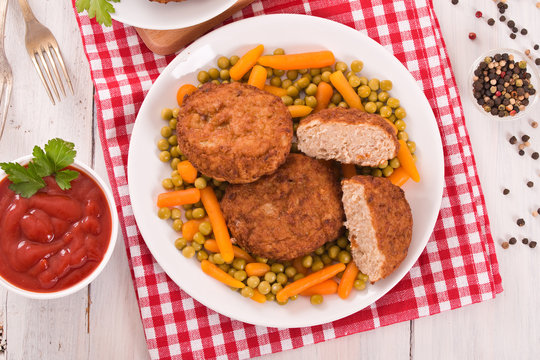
[154,45,419,305]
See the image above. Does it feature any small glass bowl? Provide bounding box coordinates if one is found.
[468,48,539,121]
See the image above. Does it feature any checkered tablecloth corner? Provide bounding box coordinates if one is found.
[72,0,502,359]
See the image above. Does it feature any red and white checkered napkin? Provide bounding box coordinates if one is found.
[73,0,502,358]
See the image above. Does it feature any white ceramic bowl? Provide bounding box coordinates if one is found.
[0,155,119,299]
[468,48,539,121]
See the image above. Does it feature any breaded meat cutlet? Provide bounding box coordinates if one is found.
[176,82,293,184]
[221,153,344,261]
[341,175,412,282]
[149,0,185,3]
[297,108,400,167]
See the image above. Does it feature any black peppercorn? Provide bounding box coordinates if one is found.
[522,238,529,244]
[499,15,506,22]
[507,20,515,28]
[521,28,528,35]
[487,18,495,26]
[517,218,525,226]
[509,136,517,144]
[532,152,539,160]
[522,135,530,142]
[510,34,516,39]
[509,237,517,245]
[512,27,519,33]
[530,241,537,249]
[451,0,458,4]
[527,181,534,188]
[536,58,540,65]
[519,149,525,156]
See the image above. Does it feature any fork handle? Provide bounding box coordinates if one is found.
[0,0,8,46]
[16,0,36,23]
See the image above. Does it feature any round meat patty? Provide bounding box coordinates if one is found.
[176,82,293,184]
[221,153,344,261]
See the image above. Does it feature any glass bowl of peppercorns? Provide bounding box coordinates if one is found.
[470,49,539,120]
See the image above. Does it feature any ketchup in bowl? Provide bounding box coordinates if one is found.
[0,166,112,293]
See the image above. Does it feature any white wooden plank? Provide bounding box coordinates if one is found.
[0,0,94,358]
[0,291,6,360]
[412,1,540,359]
[87,129,150,360]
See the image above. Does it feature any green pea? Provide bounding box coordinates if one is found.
[234,270,247,281]
[328,103,337,108]
[264,271,277,283]
[220,69,230,80]
[331,93,342,104]
[211,79,220,85]
[368,78,380,91]
[162,178,174,190]
[255,256,268,264]
[169,118,177,129]
[228,268,237,277]
[172,175,183,187]
[198,222,212,236]
[390,158,401,168]
[321,254,332,265]
[312,75,322,85]
[358,76,368,85]
[161,108,173,120]
[338,251,352,263]
[311,261,324,272]
[354,279,367,290]
[305,96,318,108]
[161,126,172,138]
[192,242,202,251]
[287,70,298,80]
[372,168,382,177]
[368,91,378,102]
[378,160,388,169]
[206,68,218,80]
[157,207,171,220]
[357,85,371,98]
[273,48,285,55]
[335,61,347,72]
[172,108,180,118]
[351,60,364,73]
[398,131,409,141]
[293,98,305,106]
[338,101,348,108]
[337,237,348,248]
[395,107,407,119]
[271,283,283,294]
[310,68,321,76]
[328,245,340,259]
[170,146,181,158]
[197,71,210,83]
[297,77,310,89]
[273,69,285,77]
[229,55,239,66]
[394,120,406,131]
[310,294,323,305]
[407,141,416,153]
[349,75,361,88]
[258,281,271,295]
[380,80,393,91]
[314,247,324,256]
[364,102,377,113]
[388,114,397,123]
[168,135,177,146]
[281,95,293,106]
[195,250,208,262]
[270,263,284,273]
[213,253,225,265]
[171,218,183,232]
[192,208,206,219]
[345,71,354,79]
[379,106,392,118]
[286,85,299,97]
[276,273,288,285]
[281,79,292,89]
[266,293,276,301]
[194,177,207,189]
[184,209,193,220]
[233,258,246,270]
[305,83,318,96]
[157,139,169,151]
[182,246,195,258]
[170,158,180,171]
[217,56,230,69]
[302,255,313,268]
[378,91,390,102]
[266,68,273,77]
[193,232,205,244]
[241,287,254,298]
[284,266,297,278]
[387,97,400,108]
[321,71,332,83]
[298,68,308,75]
[357,272,369,282]
[174,237,187,250]
[270,76,282,87]
[247,276,260,289]
[382,166,394,177]
[293,273,305,281]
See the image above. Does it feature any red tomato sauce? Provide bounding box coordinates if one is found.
[0,166,112,293]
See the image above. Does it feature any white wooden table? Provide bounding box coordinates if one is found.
[1,0,539,359]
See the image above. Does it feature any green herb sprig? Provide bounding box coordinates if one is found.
[0,139,79,198]
[75,0,120,27]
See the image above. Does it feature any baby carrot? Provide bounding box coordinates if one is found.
[329,71,365,111]
[397,140,420,182]
[264,85,287,97]
[245,262,271,277]
[200,187,234,263]
[250,289,267,303]
[341,164,356,179]
[337,262,359,299]
[177,160,198,184]
[203,240,256,263]
[257,50,335,70]
[276,263,346,302]
[314,81,333,112]
[201,260,245,288]
[156,188,200,208]
[299,279,338,296]
[176,84,197,106]
[230,44,264,81]
[384,118,398,134]
[388,166,410,187]
[182,218,209,241]
[288,105,313,118]
[247,65,267,90]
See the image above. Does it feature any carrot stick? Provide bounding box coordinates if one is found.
[200,187,234,263]
[204,240,256,263]
[337,262,359,299]
[276,263,346,302]
[182,218,209,242]
[177,161,198,184]
[201,260,245,288]
[176,84,197,106]
[292,257,308,274]
[288,105,313,118]
[247,65,267,90]
[388,166,410,187]
[245,262,271,277]
[230,44,264,81]
[329,71,365,111]
[341,164,356,179]
[299,279,338,296]
[314,81,333,112]
[250,289,267,303]
[157,188,200,208]
[257,51,335,70]
[397,140,420,182]
[384,118,398,134]
[264,85,287,97]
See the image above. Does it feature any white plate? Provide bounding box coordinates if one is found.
[111,0,236,30]
[128,14,444,328]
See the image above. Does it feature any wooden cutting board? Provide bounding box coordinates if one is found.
[135,0,254,56]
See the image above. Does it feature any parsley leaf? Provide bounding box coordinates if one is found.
[0,139,79,198]
[75,0,120,27]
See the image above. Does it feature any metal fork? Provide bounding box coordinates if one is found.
[17,0,73,105]
[0,0,12,140]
